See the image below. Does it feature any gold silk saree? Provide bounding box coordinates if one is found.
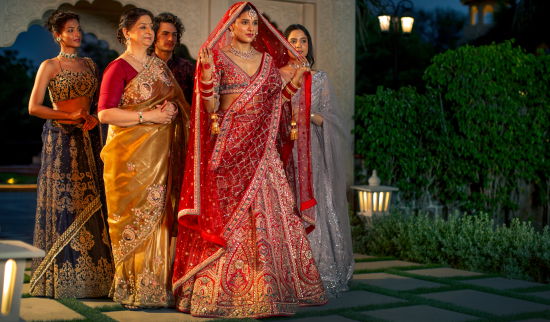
[101,57,188,307]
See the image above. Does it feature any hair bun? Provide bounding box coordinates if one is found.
[45,10,79,34]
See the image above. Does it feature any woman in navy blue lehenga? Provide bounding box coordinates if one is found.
[27,10,113,298]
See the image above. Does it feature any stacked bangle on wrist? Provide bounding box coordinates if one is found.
[282,79,300,100]
[200,77,215,100]
[138,111,144,124]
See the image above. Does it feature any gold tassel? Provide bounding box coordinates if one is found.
[211,114,220,135]
[290,120,298,140]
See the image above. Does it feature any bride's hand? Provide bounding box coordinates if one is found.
[199,47,213,81]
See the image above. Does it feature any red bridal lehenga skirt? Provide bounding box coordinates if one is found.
[173,146,327,318]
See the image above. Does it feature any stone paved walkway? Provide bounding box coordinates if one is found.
[16,255,550,321]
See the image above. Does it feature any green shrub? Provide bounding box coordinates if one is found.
[363,211,550,282]
[354,41,550,222]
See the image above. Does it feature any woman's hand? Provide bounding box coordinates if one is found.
[147,100,178,124]
[66,110,85,121]
[199,47,214,81]
[291,64,310,87]
[82,114,99,131]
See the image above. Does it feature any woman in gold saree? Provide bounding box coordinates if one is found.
[98,8,188,308]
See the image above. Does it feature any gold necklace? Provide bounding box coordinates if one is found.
[229,45,255,60]
[127,52,149,68]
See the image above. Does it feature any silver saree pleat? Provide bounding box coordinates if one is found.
[294,71,354,297]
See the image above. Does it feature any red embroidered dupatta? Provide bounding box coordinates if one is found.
[174,2,316,249]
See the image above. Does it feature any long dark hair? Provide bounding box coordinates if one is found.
[284,24,314,67]
[116,7,154,45]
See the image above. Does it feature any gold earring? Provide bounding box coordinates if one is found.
[56,37,61,42]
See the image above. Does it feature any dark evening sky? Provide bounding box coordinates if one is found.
[2,0,469,67]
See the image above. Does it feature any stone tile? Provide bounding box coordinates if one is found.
[20,297,84,321]
[353,272,443,291]
[407,267,482,278]
[354,260,420,271]
[528,291,550,300]
[21,283,29,295]
[354,253,376,260]
[421,290,550,315]
[299,290,404,312]
[80,298,122,309]
[105,308,213,321]
[361,305,476,322]
[281,315,358,322]
[464,277,543,290]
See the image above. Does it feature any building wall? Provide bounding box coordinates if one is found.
[0,0,354,181]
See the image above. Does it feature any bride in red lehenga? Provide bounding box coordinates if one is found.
[172,1,327,318]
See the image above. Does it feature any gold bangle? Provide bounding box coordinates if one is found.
[290,79,301,89]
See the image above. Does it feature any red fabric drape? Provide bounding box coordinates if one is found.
[176,1,316,248]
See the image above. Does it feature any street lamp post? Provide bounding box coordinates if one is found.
[377,0,415,87]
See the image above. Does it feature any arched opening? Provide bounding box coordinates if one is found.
[0,0,130,165]
[470,5,479,26]
[483,4,494,25]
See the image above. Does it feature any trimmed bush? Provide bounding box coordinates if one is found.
[363,212,550,282]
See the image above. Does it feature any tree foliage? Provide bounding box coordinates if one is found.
[0,50,42,164]
[355,41,549,223]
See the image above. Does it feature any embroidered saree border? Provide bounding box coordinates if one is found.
[172,248,224,291]
[30,196,101,292]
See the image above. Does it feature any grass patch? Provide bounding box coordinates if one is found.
[95,304,124,312]
[354,256,396,263]
[511,285,550,293]
[57,298,115,322]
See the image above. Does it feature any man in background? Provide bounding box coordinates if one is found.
[153,12,195,104]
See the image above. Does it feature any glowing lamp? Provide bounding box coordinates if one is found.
[351,170,398,217]
[401,16,414,33]
[378,15,391,32]
[0,241,44,321]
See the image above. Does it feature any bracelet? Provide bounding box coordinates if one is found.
[290,79,301,89]
[282,88,292,100]
[138,111,143,124]
[200,77,214,85]
[199,81,214,92]
[201,90,214,98]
